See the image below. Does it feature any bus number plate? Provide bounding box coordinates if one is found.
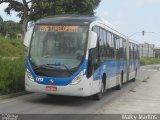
[46,86,57,91]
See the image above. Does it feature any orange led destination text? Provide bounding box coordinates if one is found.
[39,25,79,32]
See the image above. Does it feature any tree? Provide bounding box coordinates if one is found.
[0,0,101,38]
[0,16,3,23]
[0,20,21,37]
[0,16,3,35]
[3,21,21,36]
[62,0,101,15]
[0,0,31,38]
[0,15,21,36]
[0,16,6,36]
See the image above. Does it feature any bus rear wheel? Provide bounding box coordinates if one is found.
[116,74,123,90]
[132,69,137,82]
[93,80,104,100]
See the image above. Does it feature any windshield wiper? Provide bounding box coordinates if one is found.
[34,64,57,71]
[61,64,73,75]
[34,63,73,75]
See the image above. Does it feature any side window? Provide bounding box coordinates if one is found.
[106,32,115,59]
[119,38,123,59]
[107,32,112,49]
[129,43,131,60]
[103,29,107,60]
[90,26,100,70]
[133,44,136,60]
[114,36,120,60]
[111,33,115,58]
[135,45,138,59]
[129,43,134,60]
[134,44,139,60]
[122,39,126,59]
[137,45,140,59]
[131,43,134,60]
[99,28,107,62]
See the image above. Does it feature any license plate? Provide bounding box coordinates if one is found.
[46,86,57,91]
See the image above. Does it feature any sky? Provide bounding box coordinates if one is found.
[0,0,160,47]
[95,0,160,47]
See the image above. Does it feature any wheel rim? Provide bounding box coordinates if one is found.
[119,78,122,88]
[101,81,104,94]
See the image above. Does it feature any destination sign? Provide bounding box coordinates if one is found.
[38,25,80,32]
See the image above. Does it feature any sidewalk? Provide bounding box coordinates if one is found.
[96,70,160,114]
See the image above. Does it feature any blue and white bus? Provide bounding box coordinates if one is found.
[24,16,140,100]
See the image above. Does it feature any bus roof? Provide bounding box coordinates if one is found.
[36,15,102,25]
[36,15,118,34]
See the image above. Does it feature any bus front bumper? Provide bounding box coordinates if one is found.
[25,74,92,97]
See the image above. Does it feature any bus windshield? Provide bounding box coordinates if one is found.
[29,25,88,70]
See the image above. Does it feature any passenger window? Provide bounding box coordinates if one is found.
[106,32,115,59]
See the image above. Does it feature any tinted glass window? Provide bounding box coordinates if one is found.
[30,25,88,69]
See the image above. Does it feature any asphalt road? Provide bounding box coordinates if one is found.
[0,65,159,114]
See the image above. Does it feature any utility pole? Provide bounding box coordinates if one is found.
[142,30,145,36]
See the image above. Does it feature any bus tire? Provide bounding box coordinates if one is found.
[132,69,137,82]
[47,94,54,97]
[92,80,104,100]
[116,74,123,90]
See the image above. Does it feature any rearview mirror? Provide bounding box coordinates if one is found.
[88,31,97,49]
[23,28,33,47]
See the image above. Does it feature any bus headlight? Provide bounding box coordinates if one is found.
[26,69,34,82]
[70,71,83,85]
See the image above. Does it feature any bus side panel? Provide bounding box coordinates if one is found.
[90,59,126,94]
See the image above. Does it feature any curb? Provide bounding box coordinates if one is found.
[0,91,31,100]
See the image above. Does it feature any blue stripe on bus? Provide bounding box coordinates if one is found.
[26,57,138,85]
[92,59,138,80]
[93,59,127,80]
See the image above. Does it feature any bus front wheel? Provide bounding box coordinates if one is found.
[92,80,104,100]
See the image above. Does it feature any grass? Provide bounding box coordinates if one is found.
[0,36,25,95]
[140,57,160,66]
[0,36,24,57]
[0,57,25,95]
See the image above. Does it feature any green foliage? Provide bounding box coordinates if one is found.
[62,0,101,15]
[0,57,25,95]
[0,0,101,34]
[0,37,24,57]
[0,16,3,22]
[31,0,101,20]
[3,21,21,36]
[140,57,160,66]
[0,16,3,35]
[0,36,25,95]
[0,17,21,37]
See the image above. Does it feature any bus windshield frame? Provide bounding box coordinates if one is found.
[28,24,89,76]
